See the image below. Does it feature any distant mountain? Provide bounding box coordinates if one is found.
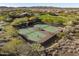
[0,6,79,9]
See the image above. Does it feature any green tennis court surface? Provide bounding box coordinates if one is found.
[18,24,60,43]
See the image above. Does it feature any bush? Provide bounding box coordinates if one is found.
[31,43,45,51]
[39,14,67,24]
[39,14,54,23]
[1,37,45,55]
[29,16,37,21]
[16,44,32,56]
[57,32,66,38]
[30,43,45,56]
[8,11,22,18]
[0,16,7,21]
[4,25,18,37]
[1,38,24,55]
[11,17,28,26]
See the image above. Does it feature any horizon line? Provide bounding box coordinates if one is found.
[0,3,79,8]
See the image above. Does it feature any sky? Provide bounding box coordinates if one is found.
[0,3,79,8]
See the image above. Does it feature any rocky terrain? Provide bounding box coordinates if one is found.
[0,7,79,56]
[43,20,79,56]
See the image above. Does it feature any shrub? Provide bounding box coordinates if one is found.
[0,16,7,21]
[4,25,18,37]
[30,43,45,56]
[39,14,54,23]
[31,43,45,51]
[1,38,24,55]
[8,11,22,18]
[1,37,45,55]
[29,16,37,21]
[11,17,28,26]
[8,12,16,17]
[57,32,66,38]
[16,44,32,56]
[39,14,67,24]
